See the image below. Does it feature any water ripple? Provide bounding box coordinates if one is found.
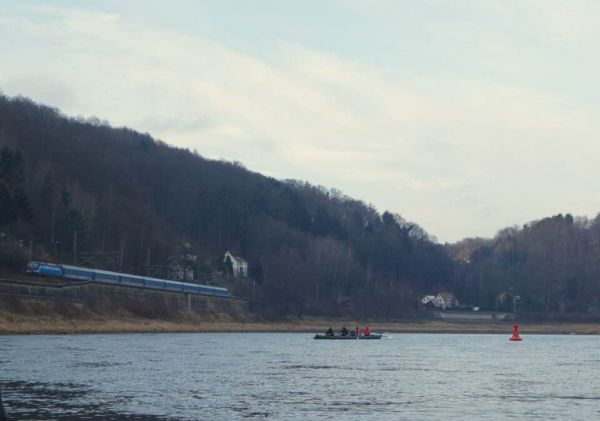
[2,333,600,420]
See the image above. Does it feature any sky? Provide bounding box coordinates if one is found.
[1,0,599,243]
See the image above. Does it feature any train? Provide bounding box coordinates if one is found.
[26,261,230,297]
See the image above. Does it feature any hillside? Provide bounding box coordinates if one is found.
[0,94,453,317]
[450,214,600,319]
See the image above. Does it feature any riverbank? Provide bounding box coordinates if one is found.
[2,311,600,335]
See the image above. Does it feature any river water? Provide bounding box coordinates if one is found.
[1,332,599,420]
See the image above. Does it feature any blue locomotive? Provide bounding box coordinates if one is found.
[26,261,229,297]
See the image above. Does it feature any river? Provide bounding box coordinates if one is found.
[1,332,599,419]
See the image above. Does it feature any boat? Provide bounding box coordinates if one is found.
[314,333,383,340]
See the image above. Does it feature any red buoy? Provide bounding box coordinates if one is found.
[510,324,522,341]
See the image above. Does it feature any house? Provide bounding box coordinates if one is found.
[223,251,248,278]
[169,264,194,281]
[432,292,459,309]
[421,292,460,309]
[168,253,196,281]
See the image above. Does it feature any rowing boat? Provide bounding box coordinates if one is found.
[314,333,382,340]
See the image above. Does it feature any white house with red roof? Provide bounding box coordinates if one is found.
[421,292,460,309]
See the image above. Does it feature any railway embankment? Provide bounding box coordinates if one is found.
[0,277,249,333]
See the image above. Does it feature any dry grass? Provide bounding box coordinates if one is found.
[1,311,600,335]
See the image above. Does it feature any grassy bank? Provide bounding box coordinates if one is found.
[2,311,600,335]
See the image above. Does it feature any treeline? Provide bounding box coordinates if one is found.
[5,94,600,319]
[0,147,32,227]
[0,94,453,317]
[451,213,600,318]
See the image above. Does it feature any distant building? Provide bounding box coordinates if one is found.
[421,292,460,309]
[224,251,248,278]
[169,264,194,282]
[168,261,194,282]
[168,253,196,281]
[421,295,436,306]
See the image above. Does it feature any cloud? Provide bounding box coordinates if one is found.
[1,3,599,242]
[518,0,600,44]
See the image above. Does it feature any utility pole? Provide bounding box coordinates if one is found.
[513,295,520,313]
[146,247,150,275]
[51,207,56,255]
[73,230,78,264]
[119,235,126,272]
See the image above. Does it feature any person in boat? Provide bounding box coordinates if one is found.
[364,326,371,336]
[341,326,349,336]
[355,326,359,337]
[325,327,334,336]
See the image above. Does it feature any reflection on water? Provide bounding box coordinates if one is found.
[1,333,600,420]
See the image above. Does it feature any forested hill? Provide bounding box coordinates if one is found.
[450,214,600,318]
[0,94,453,316]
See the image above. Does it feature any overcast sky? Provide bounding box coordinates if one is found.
[1,0,599,242]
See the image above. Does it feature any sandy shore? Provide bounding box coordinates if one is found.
[1,312,600,335]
